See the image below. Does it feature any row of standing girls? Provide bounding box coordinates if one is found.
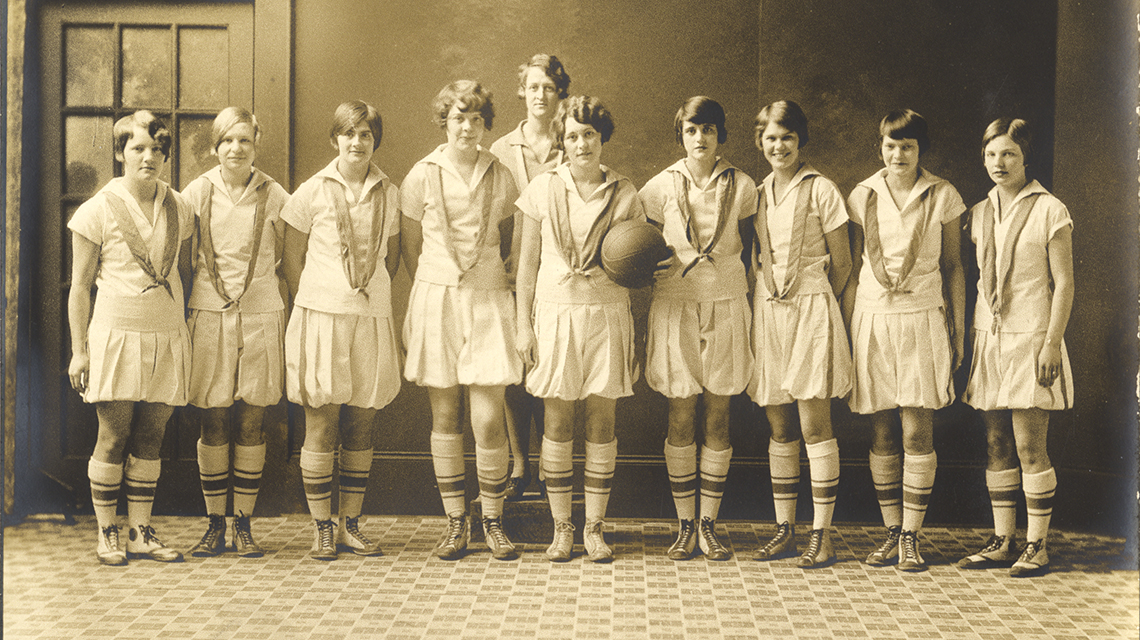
[68,54,1071,579]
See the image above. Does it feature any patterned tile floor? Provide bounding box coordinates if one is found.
[4,515,1137,639]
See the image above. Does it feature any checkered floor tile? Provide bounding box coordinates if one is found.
[4,516,1136,639]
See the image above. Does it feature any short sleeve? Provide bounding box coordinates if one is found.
[516,173,548,222]
[267,181,291,223]
[967,201,984,245]
[1045,197,1073,241]
[815,178,849,234]
[383,181,401,236]
[846,185,869,227]
[280,180,317,233]
[175,192,194,241]
[614,181,646,223]
[399,164,427,222]
[637,176,668,224]
[494,164,520,223]
[735,174,758,221]
[936,182,966,224]
[179,176,209,216]
[67,197,105,246]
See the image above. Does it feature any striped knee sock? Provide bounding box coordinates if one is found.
[699,445,732,521]
[986,468,1021,539]
[902,451,937,533]
[585,439,617,522]
[197,440,230,516]
[1023,467,1056,544]
[543,437,574,522]
[769,439,801,526]
[806,439,840,531]
[338,448,372,520]
[232,443,265,518]
[476,443,509,519]
[430,432,466,518]
[300,448,334,522]
[869,451,902,529]
[664,441,697,521]
[88,458,122,530]
[124,455,161,531]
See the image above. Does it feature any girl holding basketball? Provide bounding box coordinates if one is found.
[515,95,660,562]
[844,109,966,572]
[749,100,852,568]
[489,54,572,499]
[184,107,289,558]
[639,96,757,561]
[401,81,522,561]
[957,118,1073,577]
[282,100,400,560]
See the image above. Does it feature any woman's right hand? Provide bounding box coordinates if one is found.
[69,352,90,394]
[516,324,537,368]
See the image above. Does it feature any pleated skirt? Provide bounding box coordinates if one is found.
[402,281,522,388]
[646,295,753,398]
[963,329,1073,411]
[188,308,285,408]
[749,291,852,406]
[85,297,191,405]
[526,300,637,401]
[285,307,402,409]
[848,307,953,413]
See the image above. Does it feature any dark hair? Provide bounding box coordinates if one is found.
[554,96,615,148]
[674,96,727,145]
[432,80,495,130]
[212,106,260,153]
[982,117,1032,163]
[880,109,930,155]
[517,54,571,100]
[753,100,809,149]
[113,111,172,159]
[329,100,383,150]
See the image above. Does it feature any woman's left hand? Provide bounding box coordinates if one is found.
[652,248,678,283]
[1037,341,1062,388]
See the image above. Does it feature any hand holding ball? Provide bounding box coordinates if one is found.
[600,220,674,288]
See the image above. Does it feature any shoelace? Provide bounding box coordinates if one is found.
[484,519,511,548]
[1020,540,1043,561]
[442,516,465,547]
[978,534,1007,554]
[344,517,374,546]
[900,532,919,560]
[759,523,792,554]
[671,521,695,549]
[700,518,727,552]
[138,524,166,548]
[102,524,121,550]
[874,527,901,556]
[316,521,335,548]
[234,517,257,547]
[803,530,824,558]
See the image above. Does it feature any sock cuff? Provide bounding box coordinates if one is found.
[339,447,373,470]
[300,448,335,473]
[868,450,901,466]
[586,438,618,460]
[124,455,161,482]
[700,445,732,465]
[475,442,509,458]
[197,439,229,455]
[904,451,937,473]
[431,432,464,445]
[542,437,574,463]
[805,438,838,458]
[769,438,801,456]
[1021,467,1057,492]
[664,440,697,457]
[233,442,266,466]
[88,458,123,482]
[986,467,1021,488]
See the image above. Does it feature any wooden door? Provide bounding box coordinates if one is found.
[36,2,254,511]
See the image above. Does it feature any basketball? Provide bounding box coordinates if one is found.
[600,220,672,289]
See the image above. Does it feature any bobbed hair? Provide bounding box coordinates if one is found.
[674,96,728,145]
[753,100,809,149]
[113,110,172,160]
[554,96,615,149]
[211,106,260,154]
[982,117,1032,164]
[880,109,930,155]
[329,100,383,150]
[517,54,571,100]
[432,80,495,131]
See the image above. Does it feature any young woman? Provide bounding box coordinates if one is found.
[516,95,662,563]
[749,101,852,568]
[489,54,571,499]
[282,100,401,560]
[184,107,289,558]
[844,109,966,572]
[402,81,522,561]
[639,96,757,561]
[68,111,193,565]
[957,118,1073,577]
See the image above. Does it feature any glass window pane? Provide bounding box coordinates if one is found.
[122,27,172,108]
[64,116,114,197]
[178,27,229,110]
[64,26,114,107]
[179,116,216,188]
